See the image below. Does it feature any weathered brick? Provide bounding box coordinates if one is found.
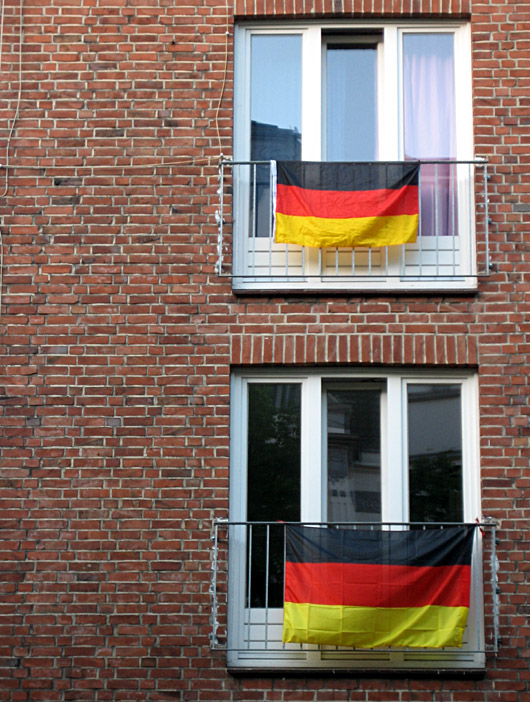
[0,0,527,699]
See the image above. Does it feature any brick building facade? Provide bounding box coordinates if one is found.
[0,0,529,699]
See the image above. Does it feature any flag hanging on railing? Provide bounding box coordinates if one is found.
[274,161,420,249]
[282,525,474,649]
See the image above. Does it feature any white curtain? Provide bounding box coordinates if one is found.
[403,34,457,236]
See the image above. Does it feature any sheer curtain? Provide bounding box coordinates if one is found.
[403,34,457,236]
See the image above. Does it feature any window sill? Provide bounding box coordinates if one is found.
[227,663,487,678]
[231,277,480,296]
[226,647,486,673]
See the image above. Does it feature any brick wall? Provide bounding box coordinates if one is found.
[234,0,470,17]
[0,0,528,700]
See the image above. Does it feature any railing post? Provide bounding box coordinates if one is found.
[209,519,222,647]
[484,160,490,274]
[251,163,257,276]
[418,162,423,276]
[450,161,456,275]
[264,524,270,650]
[246,523,253,649]
[215,161,225,275]
[434,162,440,276]
[269,160,274,276]
[490,522,499,653]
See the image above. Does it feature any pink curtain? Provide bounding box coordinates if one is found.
[403,34,457,236]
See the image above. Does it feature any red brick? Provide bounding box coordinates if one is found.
[0,0,525,698]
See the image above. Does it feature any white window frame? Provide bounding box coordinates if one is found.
[232,21,476,292]
[228,368,484,671]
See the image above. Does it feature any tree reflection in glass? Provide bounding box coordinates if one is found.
[247,383,301,608]
[408,384,463,523]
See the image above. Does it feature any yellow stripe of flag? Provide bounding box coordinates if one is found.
[275,212,419,249]
[283,601,469,649]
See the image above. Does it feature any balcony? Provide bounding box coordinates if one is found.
[216,160,489,293]
[210,520,498,672]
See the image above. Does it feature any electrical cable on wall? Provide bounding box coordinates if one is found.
[0,0,5,82]
[0,0,233,321]
[0,0,5,321]
[0,0,231,179]
[0,0,24,316]
[1,0,23,197]
[0,0,23,318]
[215,0,231,157]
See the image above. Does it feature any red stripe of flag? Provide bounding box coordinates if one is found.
[276,183,419,220]
[284,561,471,609]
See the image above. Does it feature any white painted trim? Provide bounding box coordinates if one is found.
[302,26,322,161]
[384,376,405,522]
[228,369,484,670]
[454,22,474,161]
[302,375,323,521]
[381,25,399,161]
[232,21,475,292]
[462,373,482,521]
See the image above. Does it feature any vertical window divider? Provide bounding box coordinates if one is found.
[302,26,322,161]
[468,162,474,278]
[246,523,253,649]
[264,524,270,649]
[282,523,287,651]
[461,374,481,521]
[302,375,323,523]
[451,162,457,275]
[384,377,405,523]
[268,161,273,276]
[401,379,411,525]
[381,25,399,161]
[251,163,257,275]
[418,164,423,277]
[435,162,440,276]
[302,26,322,283]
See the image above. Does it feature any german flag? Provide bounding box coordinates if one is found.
[282,525,474,649]
[274,161,419,249]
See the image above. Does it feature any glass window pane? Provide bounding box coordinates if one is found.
[249,35,302,238]
[250,35,302,161]
[325,45,377,161]
[247,383,301,608]
[326,389,381,523]
[407,384,463,523]
[247,383,301,521]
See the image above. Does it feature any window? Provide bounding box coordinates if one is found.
[227,22,486,291]
[226,369,485,670]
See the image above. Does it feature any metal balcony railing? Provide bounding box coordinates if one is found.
[211,520,498,671]
[216,160,489,292]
